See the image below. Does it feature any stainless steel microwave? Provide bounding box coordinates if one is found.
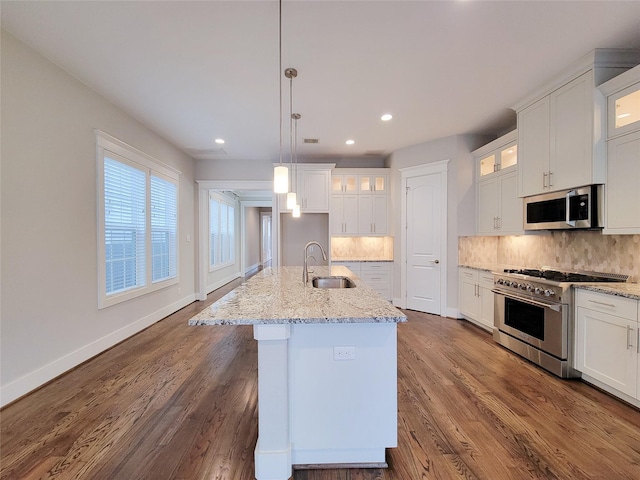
[523,185,603,231]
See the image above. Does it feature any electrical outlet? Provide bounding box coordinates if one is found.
[333,346,356,361]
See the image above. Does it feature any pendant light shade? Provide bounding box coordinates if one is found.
[274,165,289,193]
[286,191,297,209]
[292,203,301,218]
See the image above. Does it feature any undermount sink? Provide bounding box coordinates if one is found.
[311,276,356,289]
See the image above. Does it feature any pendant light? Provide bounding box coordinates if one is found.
[285,67,298,211]
[273,0,288,193]
[292,112,301,218]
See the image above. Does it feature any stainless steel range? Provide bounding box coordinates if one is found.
[492,268,628,378]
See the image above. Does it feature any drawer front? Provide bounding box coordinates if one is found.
[478,272,495,288]
[576,289,638,320]
[459,267,478,281]
[361,271,391,285]
[360,262,391,273]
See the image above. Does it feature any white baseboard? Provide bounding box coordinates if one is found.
[392,297,405,309]
[245,262,261,275]
[0,293,197,408]
[206,272,242,295]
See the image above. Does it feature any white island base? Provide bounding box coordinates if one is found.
[189,267,405,480]
[254,322,397,480]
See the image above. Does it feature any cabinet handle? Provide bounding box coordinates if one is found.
[637,328,639,354]
[497,217,501,229]
[627,325,634,349]
[543,171,548,188]
[587,299,616,308]
[549,171,553,187]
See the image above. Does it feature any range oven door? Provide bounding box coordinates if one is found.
[493,289,568,360]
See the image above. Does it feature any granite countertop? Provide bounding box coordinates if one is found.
[458,263,501,273]
[574,283,640,300]
[332,258,394,263]
[189,266,407,326]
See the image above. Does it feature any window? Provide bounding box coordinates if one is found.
[96,131,180,308]
[209,192,236,270]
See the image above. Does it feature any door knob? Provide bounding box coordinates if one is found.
[433,259,440,264]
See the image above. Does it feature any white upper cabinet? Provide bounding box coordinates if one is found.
[473,130,523,236]
[281,164,333,213]
[599,64,640,234]
[330,168,389,236]
[475,130,518,179]
[518,72,597,197]
[602,64,640,139]
[514,49,640,198]
[358,174,387,194]
[331,173,358,193]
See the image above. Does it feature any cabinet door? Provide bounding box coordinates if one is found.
[342,195,359,235]
[301,169,330,212]
[459,269,479,320]
[331,174,358,193]
[498,172,523,234]
[359,174,388,194]
[518,97,550,197]
[550,72,593,191]
[606,130,640,233]
[372,195,388,235]
[478,285,495,331]
[358,196,374,234]
[576,307,638,397]
[608,82,640,138]
[330,195,345,234]
[477,178,499,235]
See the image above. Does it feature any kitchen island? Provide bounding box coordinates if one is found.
[189,266,406,480]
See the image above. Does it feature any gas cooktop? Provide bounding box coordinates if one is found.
[502,268,626,283]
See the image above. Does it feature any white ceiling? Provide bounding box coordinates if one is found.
[2,1,640,163]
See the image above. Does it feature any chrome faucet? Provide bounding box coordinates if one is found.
[303,241,328,284]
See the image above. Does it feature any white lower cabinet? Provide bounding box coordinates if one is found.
[575,289,639,405]
[334,261,391,301]
[458,267,494,331]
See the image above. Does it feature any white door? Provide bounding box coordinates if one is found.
[406,174,442,314]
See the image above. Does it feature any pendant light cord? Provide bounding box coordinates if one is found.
[278,0,283,166]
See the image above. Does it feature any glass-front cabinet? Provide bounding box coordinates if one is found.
[609,83,640,138]
[359,174,387,194]
[601,64,640,139]
[475,130,518,179]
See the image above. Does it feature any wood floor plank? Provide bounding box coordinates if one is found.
[2,294,640,480]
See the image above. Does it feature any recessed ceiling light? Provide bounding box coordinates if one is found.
[381,114,393,121]
[346,139,355,145]
[214,138,225,144]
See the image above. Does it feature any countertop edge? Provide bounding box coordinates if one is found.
[573,284,640,300]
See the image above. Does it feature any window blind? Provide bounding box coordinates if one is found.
[104,157,146,294]
[151,175,177,283]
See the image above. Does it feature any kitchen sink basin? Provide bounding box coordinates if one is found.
[311,276,356,289]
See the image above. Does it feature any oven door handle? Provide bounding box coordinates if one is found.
[491,289,563,312]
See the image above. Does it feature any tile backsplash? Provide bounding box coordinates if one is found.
[459,232,640,281]
[331,236,394,261]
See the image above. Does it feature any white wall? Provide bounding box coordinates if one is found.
[0,30,197,406]
[386,134,494,315]
[280,213,330,267]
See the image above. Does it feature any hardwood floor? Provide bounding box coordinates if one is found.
[2,295,640,479]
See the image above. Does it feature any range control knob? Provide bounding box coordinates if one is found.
[534,287,542,295]
[519,283,527,290]
[526,284,533,292]
[509,281,518,288]
[496,279,504,285]
[544,289,555,297]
